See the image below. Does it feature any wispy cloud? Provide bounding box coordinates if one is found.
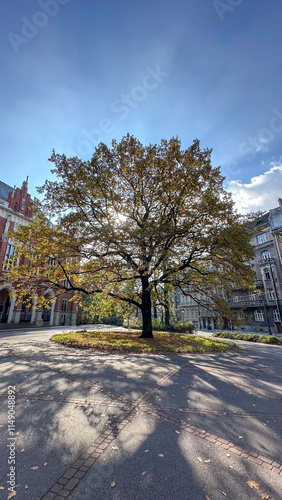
[227,163,282,213]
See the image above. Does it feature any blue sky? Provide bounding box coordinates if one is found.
[1,0,282,212]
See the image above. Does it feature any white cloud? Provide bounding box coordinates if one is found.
[228,164,282,213]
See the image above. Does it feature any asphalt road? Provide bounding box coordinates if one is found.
[0,326,281,500]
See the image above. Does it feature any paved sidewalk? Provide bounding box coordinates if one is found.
[0,329,281,499]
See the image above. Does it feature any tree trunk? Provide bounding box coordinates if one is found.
[164,288,170,327]
[164,305,170,327]
[139,275,154,338]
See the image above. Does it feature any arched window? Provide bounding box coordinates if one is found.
[261,250,271,260]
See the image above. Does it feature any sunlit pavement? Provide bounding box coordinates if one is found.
[0,326,281,499]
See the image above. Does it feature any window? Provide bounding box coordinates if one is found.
[261,250,271,260]
[257,233,267,244]
[273,310,281,322]
[233,295,239,303]
[63,279,71,289]
[61,299,68,312]
[268,289,275,301]
[47,256,56,266]
[3,244,17,270]
[254,310,264,322]
[263,268,271,280]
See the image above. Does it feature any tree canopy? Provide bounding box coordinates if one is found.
[9,135,255,337]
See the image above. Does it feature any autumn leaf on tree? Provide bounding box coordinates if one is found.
[9,135,255,338]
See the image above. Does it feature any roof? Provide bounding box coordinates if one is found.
[0,180,14,201]
[248,211,270,230]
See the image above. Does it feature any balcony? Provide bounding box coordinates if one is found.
[228,297,264,308]
[255,279,263,288]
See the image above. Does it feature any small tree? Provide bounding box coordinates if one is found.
[9,135,254,337]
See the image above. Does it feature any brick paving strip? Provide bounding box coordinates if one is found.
[1,392,282,419]
[139,403,282,475]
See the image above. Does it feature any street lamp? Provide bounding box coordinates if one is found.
[181,308,184,325]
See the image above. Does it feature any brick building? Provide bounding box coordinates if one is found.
[0,179,77,327]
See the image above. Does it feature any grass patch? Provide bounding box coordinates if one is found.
[50,330,237,354]
[212,331,282,345]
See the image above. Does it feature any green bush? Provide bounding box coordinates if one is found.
[100,315,124,326]
[151,318,169,331]
[267,336,280,344]
[123,317,143,329]
[212,331,282,345]
[172,321,196,334]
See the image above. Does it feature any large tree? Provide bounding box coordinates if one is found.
[9,135,254,337]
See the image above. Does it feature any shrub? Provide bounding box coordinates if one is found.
[267,336,281,344]
[100,315,124,326]
[151,318,169,331]
[123,317,143,329]
[172,321,196,334]
[212,331,282,345]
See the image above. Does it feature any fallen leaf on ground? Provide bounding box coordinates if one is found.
[226,453,231,457]
[31,466,39,470]
[204,460,211,463]
[247,481,260,490]
[144,449,149,453]
[0,487,5,490]
[175,430,180,434]
[158,454,164,457]
[25,485,29,489]
[8,492,17,499]
[221,492,227,496]
[112,446,120,451]
[20,449,24,453]
[260,494,270,500]
[111,481,116,488]
[44,463,48,466]
[239,436,243,439]
[197,457,203,462]
[142,471,146,476]
[206,497,211,500]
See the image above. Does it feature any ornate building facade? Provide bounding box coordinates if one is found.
[227,199,282,334]
[173,199,282,334]
[0,179,77,327]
